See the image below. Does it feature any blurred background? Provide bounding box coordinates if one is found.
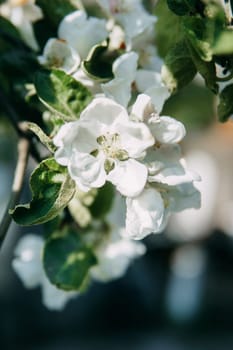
[2,76,233,350]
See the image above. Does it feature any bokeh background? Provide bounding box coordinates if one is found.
[2,74,233,350]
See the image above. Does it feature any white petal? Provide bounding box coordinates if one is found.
[144,85,170,114]
[12,235,44,288]
[125,187,165,239]
[53,122,80,166]
[135,70,170,113]
[101,78,132,107]
[146,146,199,186]
[113,51,138,81]
[115,120,154,158]
[108,159,147,197]
[135,69,162,91]
[149,116,186,144]
[41,276,77,311]
[38,38,80,73]
[69,152,106,191]
[130,93,154,122]
[80,97,128,126]
[167,183,201,212]
[91,227,146,282]
[58,10,108,58]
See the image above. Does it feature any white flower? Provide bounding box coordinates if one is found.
[91,227,146,281]
[101,51,138,107]
[12,235,77,310]
[134,72,170,114]
[131,94,185,143]
[54,97,154,197]
[38,38,80,73]
[97,0,156,43]
[0,0,43,51]
[58,10,108,59]
[145,145,200,186]
[125,187,166,239]
[102,54,169,111]
[125,181,201,240]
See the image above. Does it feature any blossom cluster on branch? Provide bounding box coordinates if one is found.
[4,0,233,310]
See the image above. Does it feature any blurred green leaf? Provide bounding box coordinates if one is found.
[162,40,197,92]
[89,182,115,219]
[218,84,233,122]
[167,0,198,16]
[36,0,77,28]
[43,229,97,290]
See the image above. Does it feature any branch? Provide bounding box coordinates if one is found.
[0,89,42,163]
[0,138,30,249]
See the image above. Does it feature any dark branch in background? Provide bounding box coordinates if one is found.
[0,138,30,249]
[0,89,42,163]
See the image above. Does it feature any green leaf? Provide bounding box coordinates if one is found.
[187,42,218,93]
[24,122,56,153]
[218,84,233,122]
[167,0,199,16]
[162,40,197,92]
[10,158,75,225]
[82,42,114,82]
[154,1,184,57]
[89,182,115,219]
[35,69,92,121]
[182,16,213,62]
[213,29,233,55]
[35,0,78,28]
[43,229,97,290]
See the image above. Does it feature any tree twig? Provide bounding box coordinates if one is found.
[0,138,30,249]
[0,89,42,163]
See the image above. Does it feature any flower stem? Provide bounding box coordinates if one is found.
[0,138,30,250]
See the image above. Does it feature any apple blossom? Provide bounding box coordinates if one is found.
[0,0,43,50]
[97,0,156,44]
[38,38,80,74]
[54,97,154,197]
[58,10,108,59]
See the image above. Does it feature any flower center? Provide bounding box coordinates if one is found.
[97,132,128,160]
[11,0,29,6]
[91,132,129,174]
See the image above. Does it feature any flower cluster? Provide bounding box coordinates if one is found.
[2,0,201,309]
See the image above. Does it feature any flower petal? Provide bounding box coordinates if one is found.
[115,120,154,158]
[125,187,165,239]
[69,152,106,191]
[113,51,138,81]
[101,78,132,107]
[80,97,128,126]
[58,10,108,59]
[108,159,147,197]
[149,116,186,144]
[12,235,44,288]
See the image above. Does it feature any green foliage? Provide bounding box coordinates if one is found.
[35,69,93,121]
[89,182,115,219]
[167,0,199,16]
[162,40,197,92]
[43,229,97,290]
[36,0,78,28]
[10,158,76,225]
[218,84,233,122]
[82,42,114,82]
[155,1,184,57]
